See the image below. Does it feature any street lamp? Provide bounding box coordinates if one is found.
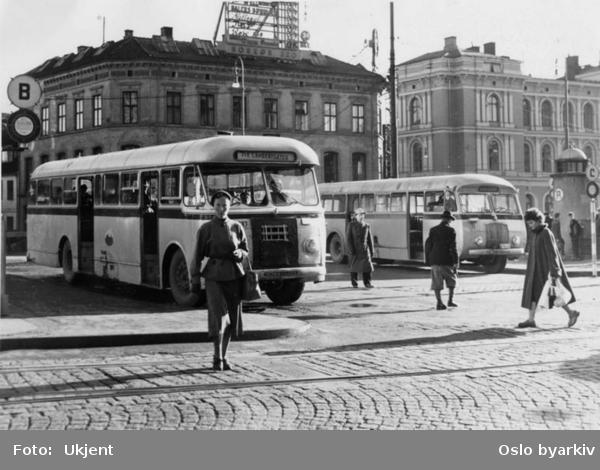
[232,56,245,135]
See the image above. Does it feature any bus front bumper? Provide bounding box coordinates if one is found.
[467,248,525,256]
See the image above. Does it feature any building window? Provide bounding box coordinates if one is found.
[6,216,14,231]
[352,104,365,133]
[323,151,338,182]
[121,144,140,150]
[122,91,138,124]
[524,143,532,173]
[541,100,553,129]
[295,100,308,131]
[488,140,500,171]
[486,94,500,123]
[410,97,422,125]
[74,98,83,130]
[525,193,535,210]
[583,103,594,131]
[92,146,103,155]
[74,149,84,158]
[166,91,181,124]
[323,102,337,132]
[264,98,278,129]
[6,179,14,201]
[352,153,366,180]
[40,154,49,164]
[92,95,102,127]
[57,152,66,160]
[583,144,594,162]
[562,101,574,130]
[57,103,66,133]
[542,144,553,172]
[232,95,246,129]
[199,94,215,126]
[523,99,531,129]
[412,142,423,173]
[41,106,49,136]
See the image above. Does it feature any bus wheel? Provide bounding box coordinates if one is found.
[168,250,201,306]
[263,279,305,305]
[329,234,346,264]
[482,255,507,274]
[61,240,78,284]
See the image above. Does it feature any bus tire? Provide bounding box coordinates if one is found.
[263,279,305,305]
[61,240,78,284]
[482,255,507,274]
[168,250,201,306]
[329,234,347,264]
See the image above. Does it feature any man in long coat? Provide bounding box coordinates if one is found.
[346,208,374,288]
[425,210,459,310]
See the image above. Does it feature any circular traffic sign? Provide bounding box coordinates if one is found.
[586,181,599,199]
[586,164,599,181]
[6,109,41,143]
[7,74,42,108]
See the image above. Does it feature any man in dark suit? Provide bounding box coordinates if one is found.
[425,210,459,310]
[568,212,583,259]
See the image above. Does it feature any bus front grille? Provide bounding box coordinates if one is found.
[252,218,298,268]
[486,223,509,248]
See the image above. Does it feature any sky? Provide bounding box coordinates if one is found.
[1,0,600,111]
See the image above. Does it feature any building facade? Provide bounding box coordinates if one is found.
[11,26,385,232]
[395,36,600,214]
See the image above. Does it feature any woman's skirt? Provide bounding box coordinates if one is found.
[205,279,243,339]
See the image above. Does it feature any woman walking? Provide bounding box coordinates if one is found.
[193,190,247,371]
[518,207,580,328]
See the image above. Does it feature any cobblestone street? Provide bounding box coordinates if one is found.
[1,261,600,429]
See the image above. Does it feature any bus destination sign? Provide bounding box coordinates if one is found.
[235,151,297,162]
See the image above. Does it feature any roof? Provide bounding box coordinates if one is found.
[27,34,384,83]
[319,174,517,194]
[31,136,320,178]
[398,48,462,66]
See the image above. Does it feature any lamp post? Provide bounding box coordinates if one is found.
[232,56,245,135]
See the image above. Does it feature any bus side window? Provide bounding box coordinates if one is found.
[37,179,50,205]
[120,172,139,205]
[63,177,77,205]
[390,193,406,212]
[375,194,388,212]
[183,166,205,207]
[103,174,119,205]
[360,194,375,212]
[425,191,444,212]
[161,169,181,205]
[28,181,37,205]
[50,178,63,204]
[322,196,332,212]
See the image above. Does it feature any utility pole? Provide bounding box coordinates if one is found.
[389,1,397,178]
[564,57,569,150]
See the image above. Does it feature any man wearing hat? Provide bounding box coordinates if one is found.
[346,207,375,288]
[425,210,459,310]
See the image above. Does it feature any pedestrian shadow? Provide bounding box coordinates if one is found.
[265,327,527,356]
[0,367,217,400]
[557,353,600,383]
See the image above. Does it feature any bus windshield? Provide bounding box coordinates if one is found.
[459,192,520,214]
[265,167,319,206]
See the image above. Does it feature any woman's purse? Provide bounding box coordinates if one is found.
[241,255,261,301]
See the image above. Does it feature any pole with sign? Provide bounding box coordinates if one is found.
[586,166,599,277]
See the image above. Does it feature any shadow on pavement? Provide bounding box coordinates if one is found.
[265,327,527,355]
[558,353,600,383]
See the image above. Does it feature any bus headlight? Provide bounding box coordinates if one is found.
[511,235,521,247]
[474,235,484,247]
[302,238,319,255]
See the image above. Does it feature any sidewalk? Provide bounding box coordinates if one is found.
[506,257,600,277]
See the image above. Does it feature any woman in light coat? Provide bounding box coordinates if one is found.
[519,207,579,328]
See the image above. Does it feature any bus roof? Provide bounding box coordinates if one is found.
[319,173,517,194]
[31,136,320,179]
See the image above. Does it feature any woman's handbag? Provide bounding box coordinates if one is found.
[538,275,572,309]
[241,255,262,301]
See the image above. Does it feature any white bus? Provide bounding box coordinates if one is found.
[320,174,526,273]
[27,136,326,305]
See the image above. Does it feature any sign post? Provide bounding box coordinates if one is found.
[586,167,599,278]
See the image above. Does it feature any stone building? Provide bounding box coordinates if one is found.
[13,26,385,232]
[395,36,600,214]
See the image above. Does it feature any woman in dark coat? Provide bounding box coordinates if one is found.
[519,207,579,328]
[193,190,247,371]
[346,208,374,288]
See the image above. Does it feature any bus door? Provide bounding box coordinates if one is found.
[77,176,94,272]
[140,171,159,285]
[408,192,424,260]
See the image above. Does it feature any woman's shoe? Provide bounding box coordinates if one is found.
[568,310,580,328]
[212,357,224,371]
[517,320,537,328]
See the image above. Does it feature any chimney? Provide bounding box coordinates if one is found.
[483,42,496,55]
[566,55,579,80]
[124,29,133,39]
[161,26,173,40]
[444,36,458,52]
